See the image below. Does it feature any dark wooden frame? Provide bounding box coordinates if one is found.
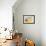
[23,15,35,24]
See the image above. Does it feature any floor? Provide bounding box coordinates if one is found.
[0,39,16,46]
[0,39,24,46]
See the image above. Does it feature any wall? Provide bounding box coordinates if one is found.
[13,0,41,46]
[41,0,46,46]
[0,0,16,30]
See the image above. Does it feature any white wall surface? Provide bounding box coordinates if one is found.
[13,0,41,46]
[13,0,46,46]
[0,0,16,29]
[41,0,46,46]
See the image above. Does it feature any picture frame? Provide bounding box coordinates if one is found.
[23,15,35,24]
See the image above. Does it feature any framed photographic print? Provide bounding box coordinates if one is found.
[23,15,35,24]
